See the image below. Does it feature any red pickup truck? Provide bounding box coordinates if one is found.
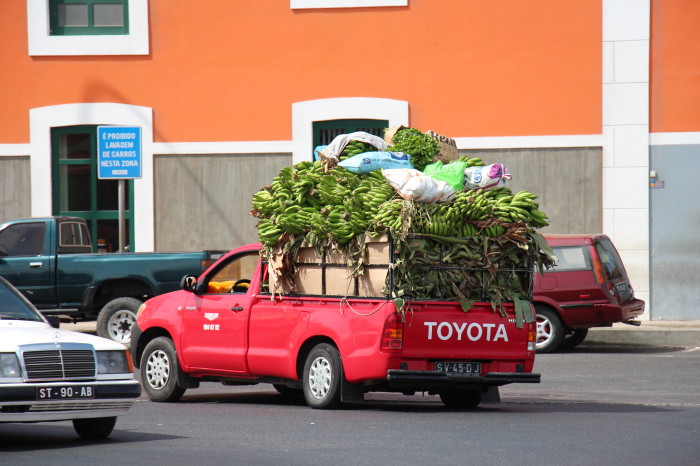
[131,241,540,409]
[532,234,645,352]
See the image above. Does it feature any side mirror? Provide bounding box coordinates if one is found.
[180,274,198,292]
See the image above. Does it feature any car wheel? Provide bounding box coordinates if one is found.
[97,297,142,345]
[439,389,482,409]
[141,337,186,402]
[535,306,565,353]
[302,343,342,409]
[559,328,589,350]
[73,416,117,439]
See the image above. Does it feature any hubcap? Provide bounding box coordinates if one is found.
[145,349,171,390]
[536,316,553,347]
[307,356,332,399]
[108,310,136,344]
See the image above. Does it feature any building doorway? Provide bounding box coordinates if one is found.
[51,125,134,252]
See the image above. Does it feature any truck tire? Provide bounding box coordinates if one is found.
[302,343,342,409]
[535,305,565,353]
[73,416,117,439]
[439,389,482,409]
[141,337,186,402]
[559,328,589,351]
[97,297,142,345]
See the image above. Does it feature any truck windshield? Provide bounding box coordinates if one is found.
[0,281,44,322]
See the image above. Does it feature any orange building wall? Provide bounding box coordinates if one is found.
[651,0,700,133]
[0,0,601,144]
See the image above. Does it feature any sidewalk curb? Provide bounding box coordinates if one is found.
[587,322,700,348]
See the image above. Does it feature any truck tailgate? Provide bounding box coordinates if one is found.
[400,301,532,360]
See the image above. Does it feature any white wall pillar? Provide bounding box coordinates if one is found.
[602,0,650,315]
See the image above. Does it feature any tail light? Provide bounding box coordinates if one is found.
[592,251,605,284]
[380,312,403,352]
[527,322,537,352]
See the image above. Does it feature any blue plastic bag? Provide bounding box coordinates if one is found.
[338,151,414,173]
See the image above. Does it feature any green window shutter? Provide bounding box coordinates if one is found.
[313,119,389,147]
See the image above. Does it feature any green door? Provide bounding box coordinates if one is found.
[313,119,389,147]
[51,125,135,252]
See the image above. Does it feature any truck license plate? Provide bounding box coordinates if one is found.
[434,362,481,375]
[36,385,95,400]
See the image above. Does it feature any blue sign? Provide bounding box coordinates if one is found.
[97,126,142,179]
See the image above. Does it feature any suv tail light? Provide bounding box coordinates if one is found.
[380,312,403,352]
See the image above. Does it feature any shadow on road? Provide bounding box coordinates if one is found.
[0,423,184,451]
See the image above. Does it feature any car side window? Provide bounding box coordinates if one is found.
[551,246,590,271]
[0,223,45,257]
[204,253,259,294]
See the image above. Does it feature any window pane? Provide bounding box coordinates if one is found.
[0,223,45,257]
[58,133,91,160]
[552,246,590,271]
[94,4,124,27]
[96,219,128,252]
[96,178,128,210]
[59,165,91,211]
[58,4,89,27]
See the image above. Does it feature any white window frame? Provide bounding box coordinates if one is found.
[27,0,149,56]
[291,0,407,9]
[29,103,155,251]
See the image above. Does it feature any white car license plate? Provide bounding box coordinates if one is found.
[36,385,95,400]
[434,362,481,375]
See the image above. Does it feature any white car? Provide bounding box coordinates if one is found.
[0,276,141,439]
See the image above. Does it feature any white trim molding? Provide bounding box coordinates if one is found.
[29,103,155,251]
[0,144,31,156]
[291,0,407,9]
[650,132,700,146]
[153,141,294,156]
[454,134,603,150]
[27,0,149,56]
[291,97,409,164]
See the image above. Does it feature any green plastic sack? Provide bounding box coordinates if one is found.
[423,160,467,191]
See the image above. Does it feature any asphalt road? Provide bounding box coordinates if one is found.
[2,343,698,466]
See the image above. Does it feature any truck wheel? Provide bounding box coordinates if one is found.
[97,297,142,345]
[439,389,482,409]
[141,337,186,402]
[73,416,117,439]
[302,343,342,409]
[535,306,565,353]
[559,328,589,351]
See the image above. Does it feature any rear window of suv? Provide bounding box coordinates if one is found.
[549,246,591,272]
[594,237,626,281]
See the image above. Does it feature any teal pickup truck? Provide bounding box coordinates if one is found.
[0,217,224,344]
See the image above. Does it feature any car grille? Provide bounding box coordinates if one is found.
[22,349,96,380]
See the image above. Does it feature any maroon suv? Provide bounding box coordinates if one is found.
[532,234,645,352]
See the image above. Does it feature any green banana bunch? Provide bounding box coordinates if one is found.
[256,218,284,246]
[456,155,486,167]
[341,140,376,161]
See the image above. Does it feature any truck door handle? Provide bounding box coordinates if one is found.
[29,262,43,268]
[231,306,243,312]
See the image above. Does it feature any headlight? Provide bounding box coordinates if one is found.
[96,350,132,374]
[0,353,21,378]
